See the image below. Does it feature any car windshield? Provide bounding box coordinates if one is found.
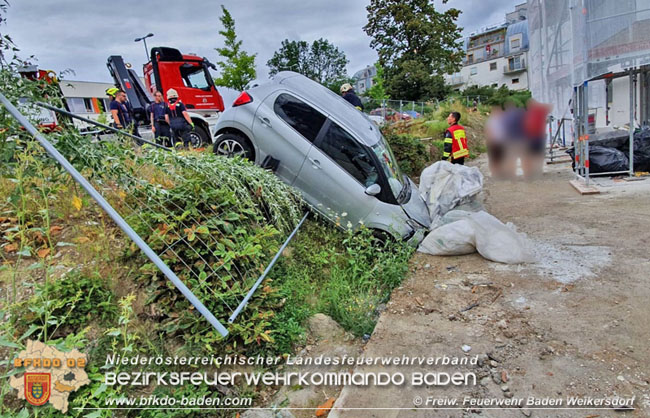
[371,135,405,199]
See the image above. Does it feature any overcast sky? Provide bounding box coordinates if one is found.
[4,0,522,82]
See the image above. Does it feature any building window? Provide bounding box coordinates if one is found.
[67,97,94,114]
[512,78,520,84]
[470,67,478,75]
[508,56,522,71]
[490,62,497,71]
[467,54,474,64]
[511,38,521,49]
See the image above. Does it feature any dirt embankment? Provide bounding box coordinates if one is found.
[331,158,650,417]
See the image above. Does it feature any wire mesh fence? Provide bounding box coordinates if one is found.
[362,97,488,122]
[1,93,305,341]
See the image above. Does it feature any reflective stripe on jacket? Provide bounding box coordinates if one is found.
[444,124,469,160]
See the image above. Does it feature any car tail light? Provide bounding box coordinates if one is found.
[233,91,253,107]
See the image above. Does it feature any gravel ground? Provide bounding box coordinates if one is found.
[329,158,650,418]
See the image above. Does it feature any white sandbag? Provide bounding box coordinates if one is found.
[430,209,474,230]
[418,218,476,256]
[471,211,536,264]
[417,211,536,264]
[419,161,483,226]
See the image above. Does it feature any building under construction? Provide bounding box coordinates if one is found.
[529,0,650,181]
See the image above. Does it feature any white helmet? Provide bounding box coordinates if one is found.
[166,88,179,99]
[340,83,353,93]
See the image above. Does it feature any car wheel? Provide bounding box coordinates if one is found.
[188,125,209,147]
[213,133,253,160]
[371,229,395,246]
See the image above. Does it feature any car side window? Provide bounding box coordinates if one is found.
[317,121,379,187]
[274,93,326,142]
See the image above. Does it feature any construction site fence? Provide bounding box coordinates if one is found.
[362,96,489,117]
[1,94,308,338]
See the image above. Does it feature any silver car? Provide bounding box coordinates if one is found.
[212,71,430,243]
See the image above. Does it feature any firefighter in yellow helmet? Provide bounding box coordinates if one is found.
[340,83,364,111]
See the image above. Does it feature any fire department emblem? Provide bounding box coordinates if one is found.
[24,373,51,406]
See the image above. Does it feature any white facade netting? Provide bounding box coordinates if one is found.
[528,0,650,141]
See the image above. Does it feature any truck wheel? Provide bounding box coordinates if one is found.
[188,125,210,147]
[213,133,253,160]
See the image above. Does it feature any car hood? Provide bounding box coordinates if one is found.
[402,178,431,228]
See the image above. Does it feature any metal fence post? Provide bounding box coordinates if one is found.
[0,93,229,337]
[630,70,636,176]
[583,81,590,186]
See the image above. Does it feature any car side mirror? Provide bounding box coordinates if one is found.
[365,184,381,196]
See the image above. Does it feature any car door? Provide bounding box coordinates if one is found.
[252,91,326,184]
[295,119,378,227]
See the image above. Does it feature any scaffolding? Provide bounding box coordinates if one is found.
[529,0,650,183]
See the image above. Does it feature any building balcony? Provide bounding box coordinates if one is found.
[504,59,526,74]
[449,75,465,86]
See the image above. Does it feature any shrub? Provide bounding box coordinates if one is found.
[424,120,448,138]
[13,271,118,340]
[382,131,429,177]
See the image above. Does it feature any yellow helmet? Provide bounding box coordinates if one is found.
[166,88,179,99]
[105,87,119,97]
[340,83,353,93]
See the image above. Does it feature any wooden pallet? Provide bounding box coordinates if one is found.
[569,179,600,195]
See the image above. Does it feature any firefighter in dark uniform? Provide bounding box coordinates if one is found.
[443,112,469,165]
[150,91,171,147]
[165,88,195,148]
[340,83,364,111]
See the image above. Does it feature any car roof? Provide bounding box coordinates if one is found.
[268,71,382,147]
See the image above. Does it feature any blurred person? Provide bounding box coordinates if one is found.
[442,111,469,165]
[165,88,195,148]
[340,83,364,111]
[501,101,526,178]
[149,91,171,147]
[522,99,552,178]
[486,105,508,178]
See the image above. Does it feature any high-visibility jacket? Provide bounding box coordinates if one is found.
[443,124,469,160]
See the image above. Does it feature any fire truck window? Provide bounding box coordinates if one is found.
[180,65,210,90]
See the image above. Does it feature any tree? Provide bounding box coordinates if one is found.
[214,5,257,91]
[364,0,463,100]
[267,38,349,86]
[386,59,450,101]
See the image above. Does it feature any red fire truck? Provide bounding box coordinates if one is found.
[107,46,225,145]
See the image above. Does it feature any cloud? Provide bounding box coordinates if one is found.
[4,0,521,83]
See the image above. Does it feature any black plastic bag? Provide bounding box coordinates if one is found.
[566,145,629,173]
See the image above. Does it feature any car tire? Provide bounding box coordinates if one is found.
[371,229,395,246]
[188,125,210,147]
[213,133,254,160]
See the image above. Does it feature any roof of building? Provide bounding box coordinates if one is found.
[352,65,377,81]
[59,80,116,98]
[505,20,529,54]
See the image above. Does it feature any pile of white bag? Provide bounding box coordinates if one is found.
[417,162,535,264]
